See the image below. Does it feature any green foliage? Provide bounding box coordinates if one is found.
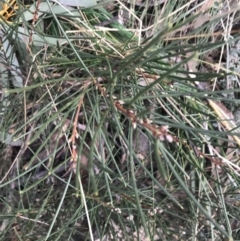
[0,0,239,240]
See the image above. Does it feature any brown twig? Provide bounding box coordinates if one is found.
[114,100,174,142]
[28,0,41,46]
[64,81,91,175]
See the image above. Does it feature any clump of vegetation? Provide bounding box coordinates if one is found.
[0,0,240,240]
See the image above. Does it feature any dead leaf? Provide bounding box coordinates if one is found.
[208,100,240,146]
